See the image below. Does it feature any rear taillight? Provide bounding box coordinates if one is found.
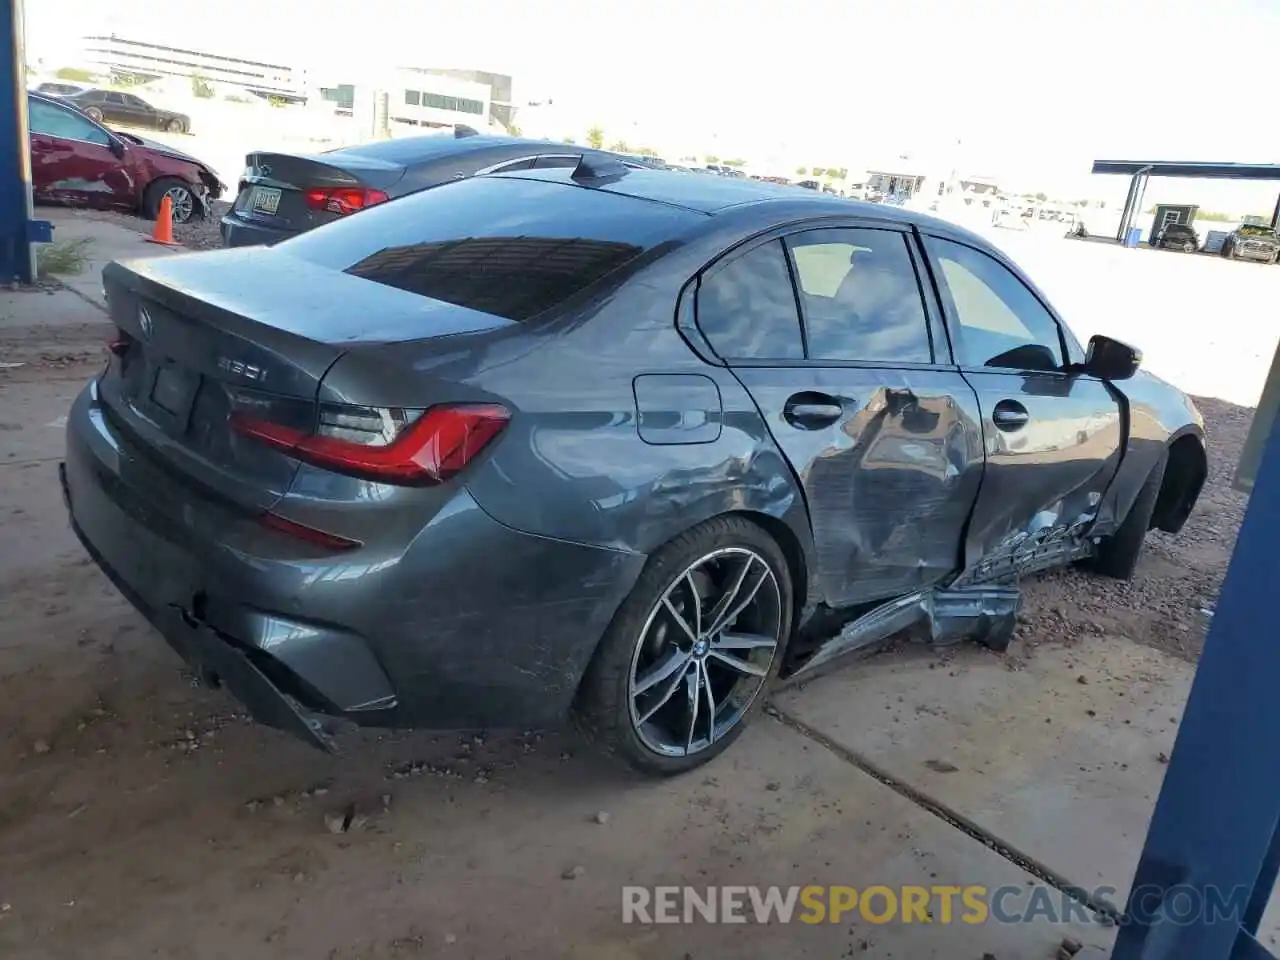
[303,186,388,216]
[230,403,510,486]
[107,327,133,357]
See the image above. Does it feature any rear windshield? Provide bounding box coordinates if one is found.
[280,176,702,322]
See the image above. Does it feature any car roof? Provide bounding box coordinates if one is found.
[322,132,588,167]
[493,165,963,229]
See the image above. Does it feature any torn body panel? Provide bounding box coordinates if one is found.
[782,581,1023,682]
[957,369,1123,580]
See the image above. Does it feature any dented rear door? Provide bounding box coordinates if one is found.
[695,226,985,607]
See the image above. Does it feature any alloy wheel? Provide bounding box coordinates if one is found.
[164,185,195,224]
[627,547,784,758]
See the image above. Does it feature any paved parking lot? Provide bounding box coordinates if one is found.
[0,210,1272,958]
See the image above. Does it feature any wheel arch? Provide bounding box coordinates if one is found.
[1153,432,1207,533]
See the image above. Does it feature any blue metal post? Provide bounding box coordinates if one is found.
[0,0,40,284]
[1111,414,1280,959]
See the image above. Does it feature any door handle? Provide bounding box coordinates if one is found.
[784,392,844,429]
[992,399,1029,431]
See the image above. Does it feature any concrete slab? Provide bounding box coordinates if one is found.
[0,378,81,464]
[775,638,1280,946]
[41,208,182,310]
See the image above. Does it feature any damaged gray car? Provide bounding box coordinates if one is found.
[61,159,1206,775]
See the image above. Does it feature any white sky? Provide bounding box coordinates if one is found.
[23,0,1280,210]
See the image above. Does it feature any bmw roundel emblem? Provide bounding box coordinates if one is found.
[138,305,154,340]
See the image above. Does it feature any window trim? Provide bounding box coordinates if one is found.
[920,232,1081,374]
[689,217,956,370]
[693,237,806,363]
[781,224,939,366]
[475,153,584,176]
[28,97,115,148]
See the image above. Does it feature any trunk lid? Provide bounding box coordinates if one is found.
[97,248,512,513]
[232,150,406,233]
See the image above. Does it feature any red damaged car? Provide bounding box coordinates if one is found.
[28,92,223,224]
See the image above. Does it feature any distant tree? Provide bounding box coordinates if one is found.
[723,158,746,167]
[1034,191,1048,202]
[832,167,849,180]
[812,167,826,178]
[507,123,522,137]
[796,166,808,176]
[586,125,605,149]
[609,140,631,153]
[562,135,576,144]
[705,154,720,164]
[192,75,215,99]
[267,95,288,108]
[55,66,94,82]
[637,146,659,157]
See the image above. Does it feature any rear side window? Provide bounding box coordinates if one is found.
[696,240,804,360]
[787,228,932,363]
[280,176,703,323]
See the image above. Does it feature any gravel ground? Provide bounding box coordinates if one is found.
[1016,395,1250,663]
[87,200,230,250]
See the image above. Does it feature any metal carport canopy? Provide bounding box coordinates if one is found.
[1092,159,1280,241]
[1092,160,1280,179]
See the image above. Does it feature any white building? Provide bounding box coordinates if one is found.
[78,34,307,101]
[310,69,494,133]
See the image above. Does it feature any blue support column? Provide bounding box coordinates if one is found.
[1111,415,1280,959]
[0,0,44,284]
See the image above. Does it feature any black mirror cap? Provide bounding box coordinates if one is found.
[108,137,126,159]
[1083,334,1141,380]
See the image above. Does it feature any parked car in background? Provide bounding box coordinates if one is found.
[220,128,639,247]
[63,160,1206,774]
[1222,223,1280,263]
[33,80,91,98]
[64,89,192,134]
[28,92,222,223]
[1150,222,1200,253]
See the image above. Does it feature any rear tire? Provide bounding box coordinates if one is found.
[575,516,793,776]
[84,106,104,122]
[1182,241,1195,253]
[165,117,185,134]
[1087,451,1167,580]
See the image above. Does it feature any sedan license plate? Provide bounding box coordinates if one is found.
[250,186,282,216]
[150,363,199,428]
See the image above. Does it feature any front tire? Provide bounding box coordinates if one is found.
[84,106,104,122]
[144,177,196,224]
[1087,451,1167,580]
[576,516,793,776]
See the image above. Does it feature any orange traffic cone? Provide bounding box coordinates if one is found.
[146,195,181,246]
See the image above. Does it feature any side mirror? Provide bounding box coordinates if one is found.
[1081,334,1141,380]
[108,137,126,159]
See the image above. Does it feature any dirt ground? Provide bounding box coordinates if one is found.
[0,281,1250,958]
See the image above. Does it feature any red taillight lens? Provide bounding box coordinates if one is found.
[107,327,133,356]
[302,186,389,216]
[231,403,510,486]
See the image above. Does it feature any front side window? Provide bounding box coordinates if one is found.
[926,237,1064,371]
[787,228,932,363]
[696,240,804,360]
[105,92,126,105]
[29,98,112,146]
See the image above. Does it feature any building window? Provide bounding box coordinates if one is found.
[404,89,420,106]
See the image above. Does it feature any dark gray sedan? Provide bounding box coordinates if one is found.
[62,160,1207,774]
[220,128,630,248]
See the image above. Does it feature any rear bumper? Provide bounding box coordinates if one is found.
[220,213,296,248]
[62,380,645,746]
